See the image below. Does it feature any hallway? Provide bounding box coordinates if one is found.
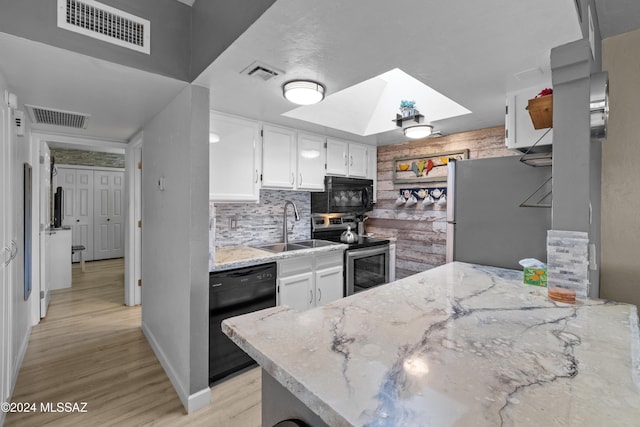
[5,259,260,426]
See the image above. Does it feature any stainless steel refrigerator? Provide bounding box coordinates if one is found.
[446,156,551,269]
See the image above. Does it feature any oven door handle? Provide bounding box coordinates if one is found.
[346,245,389,260]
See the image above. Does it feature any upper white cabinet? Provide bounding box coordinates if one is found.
[505,85,553,152]
[209,112,261,202]
[296,132,326,191]
[262,126,326,191]
[262,124,297,189]
[348,142,368,178]
[326,138,369,178]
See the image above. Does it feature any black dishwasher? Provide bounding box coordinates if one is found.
[209,263,276,385]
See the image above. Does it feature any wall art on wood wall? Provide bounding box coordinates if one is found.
[392,149,469,184]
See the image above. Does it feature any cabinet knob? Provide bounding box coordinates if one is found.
[317,288,322,302]
[309,289,313,304]
[76,219,80,222]
[290,172,295,185]
[255,169,259,184]
[299,173,303,186]
[107,218,111,221]
[350,155,353,167]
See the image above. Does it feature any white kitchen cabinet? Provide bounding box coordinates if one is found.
[296,132,326,191]
[279,270,314,312]
[325,138,369,178]
[278,251,343,311]
[48,228,71,290]
[325,138,348,176]
[262,124,297,189]
[348,142,368,178]
[315,265,343,306]
[209,112,261,202]
[505,85,553,152]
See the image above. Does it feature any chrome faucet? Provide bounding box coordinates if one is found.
[283,200,300,245]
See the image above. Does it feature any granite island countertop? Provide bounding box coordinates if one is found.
[222,261,640,426]
[211,243,347,272]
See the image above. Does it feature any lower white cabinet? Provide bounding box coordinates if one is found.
[277,251,344,311]
[48,228,71,290]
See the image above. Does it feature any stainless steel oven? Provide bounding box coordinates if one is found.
[311,213,389,296]
[345,245,389,295]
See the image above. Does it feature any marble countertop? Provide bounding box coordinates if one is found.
[222,262,640,426]
[212,243,346,272]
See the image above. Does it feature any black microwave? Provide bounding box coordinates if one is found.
[311,176,374,213]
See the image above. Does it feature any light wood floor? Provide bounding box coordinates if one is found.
[6,259,261,427]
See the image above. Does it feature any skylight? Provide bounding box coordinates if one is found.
[282,68,471,136]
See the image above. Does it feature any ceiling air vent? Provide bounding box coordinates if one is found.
[57,0,150,54]
[240,61,284,81]
[25,105,90,129]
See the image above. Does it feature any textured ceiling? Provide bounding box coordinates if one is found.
[194,0,583,145]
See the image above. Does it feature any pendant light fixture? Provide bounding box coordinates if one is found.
[404,125,433,139]
[282,80,325,105]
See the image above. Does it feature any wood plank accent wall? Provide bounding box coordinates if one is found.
[368,126,516,279]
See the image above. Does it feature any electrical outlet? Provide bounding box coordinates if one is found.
[229,217,237,230]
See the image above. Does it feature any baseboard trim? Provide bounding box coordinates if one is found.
[11,324,31,396]
[188,387,211,413]
[140,321,210,413]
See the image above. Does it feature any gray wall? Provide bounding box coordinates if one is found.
[600,29,640,308]
[189,0,277,80]
[0,0,278,82]
[574,0,603,72]
[141,84,209,411]
[0,0,191,81]
[548,0,603,297]
[51,148,125,168]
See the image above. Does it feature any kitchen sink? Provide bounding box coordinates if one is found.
[290,239,340,248]
[252,239,340,253]
[253,242,308,252]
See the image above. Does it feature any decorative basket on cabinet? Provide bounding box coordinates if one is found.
[527,93,553,130]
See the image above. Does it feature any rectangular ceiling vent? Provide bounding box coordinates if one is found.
[240,61,284,81]
[25,105,91,129]
[57,0,150,54]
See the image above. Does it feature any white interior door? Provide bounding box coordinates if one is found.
[39,143,51,317]
[57,168,94,262]
[75,170,93,261]
[94,171,124,260]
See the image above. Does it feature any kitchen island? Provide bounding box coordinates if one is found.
[222,262,640,426]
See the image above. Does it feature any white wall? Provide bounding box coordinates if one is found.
[140,84,209,412]
[0,71,33,417]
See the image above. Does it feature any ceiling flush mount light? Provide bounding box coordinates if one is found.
[283,80,325,105]
[404,125,433,139]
